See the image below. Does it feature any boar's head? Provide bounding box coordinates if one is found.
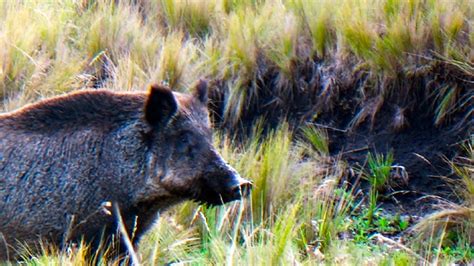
[142,80,252,206]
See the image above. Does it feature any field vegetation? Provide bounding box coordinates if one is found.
[0,0,472,265]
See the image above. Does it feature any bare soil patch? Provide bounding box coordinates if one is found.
[209,59,473,215]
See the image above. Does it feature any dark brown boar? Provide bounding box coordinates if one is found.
[0,80,251,261]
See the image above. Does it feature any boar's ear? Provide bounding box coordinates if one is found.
[145,84,178,126]
[192,79,208,105]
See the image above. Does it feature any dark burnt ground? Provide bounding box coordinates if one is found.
[208,57,473,216]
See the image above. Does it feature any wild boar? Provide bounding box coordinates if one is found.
[0,80,251,261]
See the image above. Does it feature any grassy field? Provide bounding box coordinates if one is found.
[0,0,472,265]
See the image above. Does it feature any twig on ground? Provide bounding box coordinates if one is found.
[371,233,428,264]
[342,146,369,155]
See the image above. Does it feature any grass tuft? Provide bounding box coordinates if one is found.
[412,137,474,263]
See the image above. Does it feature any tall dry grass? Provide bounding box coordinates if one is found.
[0,1,472,121]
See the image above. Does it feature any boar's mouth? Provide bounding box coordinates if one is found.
[194,176,252,206]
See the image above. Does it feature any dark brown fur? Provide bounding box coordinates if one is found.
[0,80,250,261]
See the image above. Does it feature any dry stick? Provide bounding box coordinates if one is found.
[307,122,349,133]
[342,146,369,155]
[112,203,141,266]
[372,234,428,264]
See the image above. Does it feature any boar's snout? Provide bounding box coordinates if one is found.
[229,178,252,200]
[198,164,253,206]
[213,175,252,205]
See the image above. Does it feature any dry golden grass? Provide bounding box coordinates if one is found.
[0,1,471,120]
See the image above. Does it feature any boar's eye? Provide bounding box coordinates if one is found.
[180,134,191,145]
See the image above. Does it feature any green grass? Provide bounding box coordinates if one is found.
[366,151,394,192]
[364,151,394,225]
[301,125,330,156]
